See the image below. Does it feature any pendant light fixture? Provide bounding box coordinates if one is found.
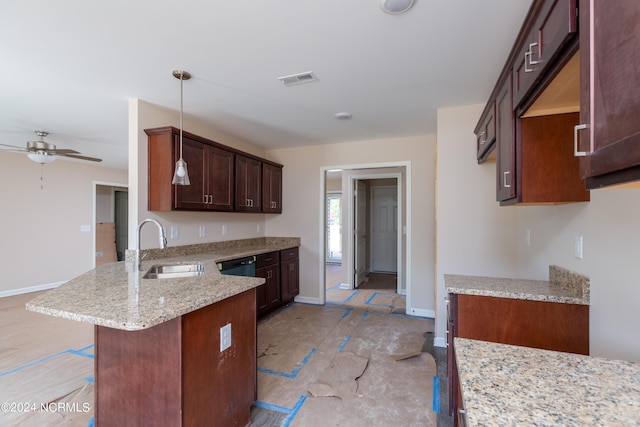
[171,69,191,185]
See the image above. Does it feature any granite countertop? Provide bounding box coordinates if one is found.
[444,265,590,305]
[26,237,300,331]
[455,338,640,426]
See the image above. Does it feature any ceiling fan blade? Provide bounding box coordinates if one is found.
[0,142,27,151]
[53,148,81,155]
[61,153,103,162]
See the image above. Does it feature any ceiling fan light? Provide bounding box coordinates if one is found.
[27,152,56,164]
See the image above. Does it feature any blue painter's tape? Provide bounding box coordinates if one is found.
[433,376,440,414]
[0,344,94,377]
[258,348,317,378]
[253,400,292,414]
[359,310,370,322]
[341,307,354,319]
[87,417,95,427]
[282,395,307,427]
[337,336,351,352]
[86,376,94,383]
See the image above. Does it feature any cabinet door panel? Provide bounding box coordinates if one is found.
[208,146,234,211]
[262,164,282,213]
[476,104,496,162]
[280,259,299,302]
[496,76,515,202]
[235,155,262,212]
[174,137,208,210]
[579,0,640,185]
[513,0,577,107]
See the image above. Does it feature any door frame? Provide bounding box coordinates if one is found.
[319,161,411,311]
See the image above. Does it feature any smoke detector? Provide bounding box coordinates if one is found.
[277,71,319,87]
[379,0,416,14]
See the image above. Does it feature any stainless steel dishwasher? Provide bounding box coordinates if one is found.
[216,256,257,277]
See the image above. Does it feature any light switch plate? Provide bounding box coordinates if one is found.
[574,236,583,259]
[170,226,179,239]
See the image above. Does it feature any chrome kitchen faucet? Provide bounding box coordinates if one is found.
[135,218,168,271]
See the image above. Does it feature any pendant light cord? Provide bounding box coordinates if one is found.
[179,71,184,160]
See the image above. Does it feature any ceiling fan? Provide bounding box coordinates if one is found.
[0,130,102,164]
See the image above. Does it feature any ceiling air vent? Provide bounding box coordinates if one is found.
[277,71,318,87]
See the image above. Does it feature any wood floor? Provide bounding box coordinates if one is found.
[1,271,437,426]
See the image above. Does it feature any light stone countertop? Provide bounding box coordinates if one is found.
[455,338,640,426]
[26,237,300,331]
[444,266,589,305]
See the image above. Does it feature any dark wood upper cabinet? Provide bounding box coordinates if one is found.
[477,0,590,205]
[513,0,577,107]
[578,0,640,188]
[235,155,262,212]
[146,126,283,213]
[262,163,283,213]
[146,127,234,212]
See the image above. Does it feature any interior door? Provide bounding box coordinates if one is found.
[354,180,367,287]
[371,186,397,273]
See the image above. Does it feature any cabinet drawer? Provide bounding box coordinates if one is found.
[279,247,298,262]
[256,251,279,268]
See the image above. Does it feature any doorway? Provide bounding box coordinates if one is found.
[94,182,128,267]
[326,193,342,264]
[321,163,410,311]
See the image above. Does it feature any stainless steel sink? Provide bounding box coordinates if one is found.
[143,263,205,279]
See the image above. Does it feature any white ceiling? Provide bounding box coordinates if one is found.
[1,0,532,170]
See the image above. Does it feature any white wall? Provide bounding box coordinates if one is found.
[435,104,518,346]
[435,103,640,362]
[0,151,127,296]
[129,99,274,250]
[264,135,436,314]
[515,190,640,361]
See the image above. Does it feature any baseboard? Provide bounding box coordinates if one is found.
[0,281,66,298]
[293,295,323,305]
[406,307,435,318]
[434,336,447,348]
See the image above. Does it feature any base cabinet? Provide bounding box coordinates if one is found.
[255,247,299,319]
[256,251,281,318]
[447,293,588,426]
[95,289,256,427]
[280,247,299,303]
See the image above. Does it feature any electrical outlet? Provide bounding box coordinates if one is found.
[222,224,227,236]
[170,226,179,239]
[199,226,206,238]
[220,323,231,352]
[525,229,531,246]
[256,224,260,233]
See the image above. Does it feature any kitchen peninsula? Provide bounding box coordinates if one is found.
[26,237,300,427]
